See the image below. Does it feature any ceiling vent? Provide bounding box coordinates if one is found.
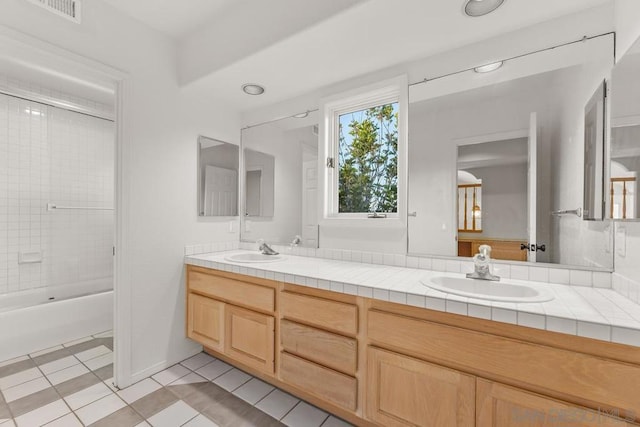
[26,0,81,23]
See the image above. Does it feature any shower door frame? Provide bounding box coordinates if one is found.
[0,26,132,388]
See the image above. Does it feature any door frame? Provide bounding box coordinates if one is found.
[0,25,132,387]
[452,128,530,258]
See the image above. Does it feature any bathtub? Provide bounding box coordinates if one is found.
[0,281,113,362]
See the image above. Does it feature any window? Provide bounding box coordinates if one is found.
[338,102,399,213]
[322,77,407,220]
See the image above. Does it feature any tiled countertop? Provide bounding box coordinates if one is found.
[185,250,640,348]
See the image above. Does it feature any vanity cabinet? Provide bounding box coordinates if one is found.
[186,266,277,376]
[476,379,635,427]
[186,265,640,427]
[366,346,475,426]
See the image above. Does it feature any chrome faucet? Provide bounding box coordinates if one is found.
[290,235,302,248]
[257,239,279,255]
[466,244,500,281]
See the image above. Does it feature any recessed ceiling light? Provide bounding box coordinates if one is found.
[473,61,504,73]
[292,112,309,119]
[463,0,505,17]
[242,83,265,95]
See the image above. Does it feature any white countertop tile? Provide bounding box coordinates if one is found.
[186,251,640,347]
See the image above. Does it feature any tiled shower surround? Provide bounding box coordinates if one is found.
[0,77,114,296]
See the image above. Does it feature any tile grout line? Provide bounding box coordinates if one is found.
[5,344,342,427]
[28,352,75,427]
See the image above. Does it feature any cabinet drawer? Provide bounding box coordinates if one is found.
[189,270,275,312]
[281,292,357,335]
[367,347,475,427]
[280,351,357,411]
[187,293,224,352]
[281,320,357,375]
[225,305,275,375]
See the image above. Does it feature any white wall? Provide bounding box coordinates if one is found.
[0,0,241,386]
[459,164,528,241]
[614,0,640,58]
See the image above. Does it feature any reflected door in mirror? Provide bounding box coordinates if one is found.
[204,166,237,216]
[246,169,262,216]
[583,81,606,221]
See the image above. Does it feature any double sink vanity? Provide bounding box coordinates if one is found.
[184,250,640,426]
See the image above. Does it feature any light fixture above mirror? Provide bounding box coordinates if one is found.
[463,0,505,17]
[242,83,265,95]
[474,61,504,73]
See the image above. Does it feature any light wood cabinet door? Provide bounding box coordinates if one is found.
[225,305,275,374]
[366,347,475,427]
[477,379,636,427]
[187,293,224,352]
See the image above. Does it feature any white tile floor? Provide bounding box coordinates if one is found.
[0,332,353,427]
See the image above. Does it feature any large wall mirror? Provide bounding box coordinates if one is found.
[197,136,239,217]
[240,111,319,247]
[609,36,640,221]
[407,35,615,269]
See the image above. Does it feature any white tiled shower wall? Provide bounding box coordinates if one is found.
[0,76,114,295]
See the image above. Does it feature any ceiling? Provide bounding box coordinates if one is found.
[101,0,240,39]
[102,0,612,113]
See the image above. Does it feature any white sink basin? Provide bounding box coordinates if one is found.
[224,253,285,263]
[421,276,554,303]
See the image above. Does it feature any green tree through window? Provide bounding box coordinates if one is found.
[338,102,398,213]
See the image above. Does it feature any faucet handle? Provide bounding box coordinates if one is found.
[478,244,492,258]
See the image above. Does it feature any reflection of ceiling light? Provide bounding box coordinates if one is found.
[464,0,505,17]
[24,109,44,116]
[241,83,265,95]
[473,61,504,73]
[293,112,309,119]
[472,204,482,219]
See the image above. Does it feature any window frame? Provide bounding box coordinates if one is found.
[321,76,408,223]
